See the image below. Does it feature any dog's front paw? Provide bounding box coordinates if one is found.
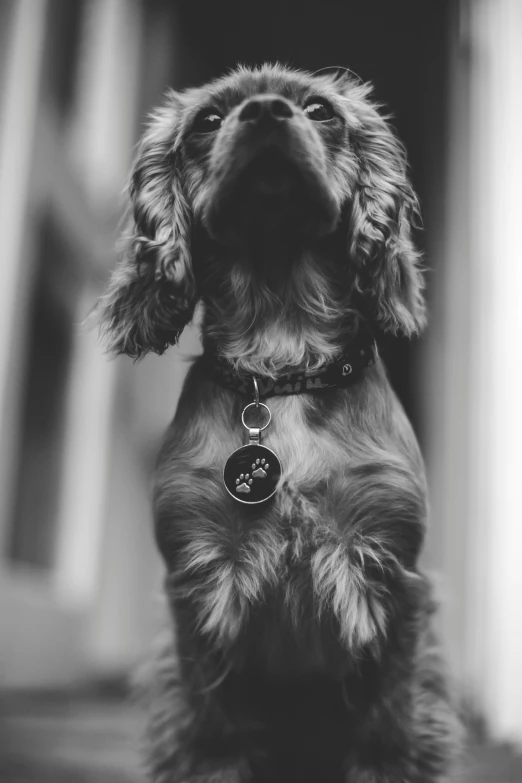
[311,542,388,650]
[251,458,269,479]
[235,473,253,494]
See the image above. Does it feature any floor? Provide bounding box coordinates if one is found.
[0,693,521,783]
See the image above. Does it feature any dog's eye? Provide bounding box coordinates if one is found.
[303,98,335,122]
[192,109,223,134]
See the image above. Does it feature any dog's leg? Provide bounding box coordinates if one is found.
[309,460,428,651]
[140,621,255,783]
[307,464,461,782]
[344,699,460,783]
[343,620,462,783]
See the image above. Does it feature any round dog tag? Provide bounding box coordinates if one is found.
[224,444,282,504]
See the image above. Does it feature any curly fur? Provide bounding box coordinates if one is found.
[98,97,196,357]
[99,64,461,782]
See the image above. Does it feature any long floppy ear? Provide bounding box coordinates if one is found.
[98,92,196,358]
[348,91,426,336]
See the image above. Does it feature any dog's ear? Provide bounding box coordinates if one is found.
[347,91,426,336]
[98,92,196,358]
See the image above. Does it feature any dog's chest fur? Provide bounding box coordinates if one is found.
[155,361,423,668]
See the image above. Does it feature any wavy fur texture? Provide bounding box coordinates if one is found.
[98,96,196,357]
[100,64,461,782]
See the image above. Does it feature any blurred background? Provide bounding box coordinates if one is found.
[0,0,521,780]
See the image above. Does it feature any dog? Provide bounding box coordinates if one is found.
[98,64,461,783]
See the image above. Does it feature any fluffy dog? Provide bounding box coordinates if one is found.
[99,64,461,782]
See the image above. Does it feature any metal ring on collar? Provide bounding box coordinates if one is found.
[241,401,271,432]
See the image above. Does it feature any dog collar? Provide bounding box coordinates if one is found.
[207,324,377,399]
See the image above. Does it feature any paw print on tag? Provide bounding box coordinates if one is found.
[235,473,253,494]
[223,444,281,504]
[251,458,269,479]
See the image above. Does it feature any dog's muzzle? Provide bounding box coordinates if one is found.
[202,94,340,243]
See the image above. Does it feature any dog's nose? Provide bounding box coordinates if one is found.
[239,96,294,123]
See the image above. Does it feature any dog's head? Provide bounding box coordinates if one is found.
[98,64,425,363]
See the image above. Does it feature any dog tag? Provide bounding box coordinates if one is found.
[224,398,282,504]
